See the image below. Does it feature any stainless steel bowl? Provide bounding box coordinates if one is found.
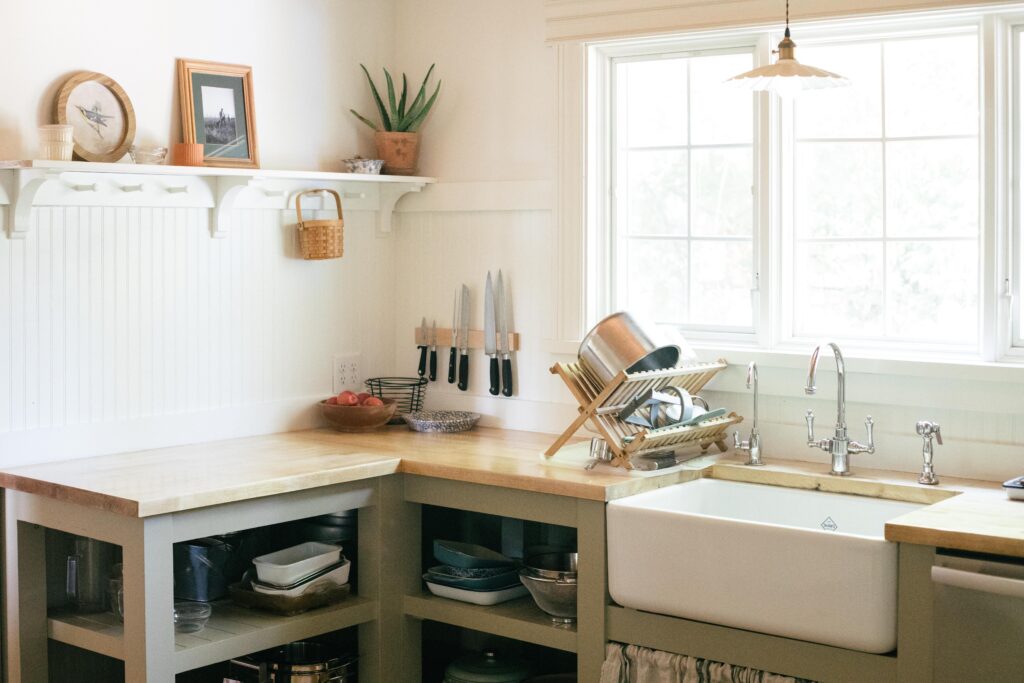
[523,552,578,582]
[578,311,691,385]
[519,569,577,624]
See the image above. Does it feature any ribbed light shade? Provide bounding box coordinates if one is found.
[726,28,851,98]
[726,59,851,98]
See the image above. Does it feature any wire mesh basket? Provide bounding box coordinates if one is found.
[364,377,428,424]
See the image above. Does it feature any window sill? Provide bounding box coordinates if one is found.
[542,338,1024,383]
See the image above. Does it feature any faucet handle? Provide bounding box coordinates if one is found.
[864,416,875,450]
[733,430,742,450]
[805,409,815,444]
[916,420,942,444]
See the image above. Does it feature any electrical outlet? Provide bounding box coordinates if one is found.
[333,353,362,393]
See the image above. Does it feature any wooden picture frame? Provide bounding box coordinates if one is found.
[177,59,259,169]
[55,71,136,163]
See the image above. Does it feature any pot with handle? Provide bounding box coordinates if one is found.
[578,311,694,386]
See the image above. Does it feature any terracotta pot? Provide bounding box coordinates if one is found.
[374,131,420,175]
[172,142,204,167]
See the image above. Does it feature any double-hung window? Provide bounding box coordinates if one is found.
[785,30,980,351]
[610,47,758,336]
[595,14,994,360]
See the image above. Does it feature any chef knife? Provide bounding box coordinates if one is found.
[429,319,438,381]
[458,284,471,391]
[496,270,513,397]
[417,316,428,377]
[448,291,458,384]
[485,272,499,395]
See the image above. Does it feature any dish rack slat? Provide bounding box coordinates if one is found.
[546,359,742,468]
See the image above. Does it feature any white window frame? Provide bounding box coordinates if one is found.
[590,32,772,345]
[582,6,1024,365]
[777,22,986,356]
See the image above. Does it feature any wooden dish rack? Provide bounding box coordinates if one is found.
[545,359,742,469]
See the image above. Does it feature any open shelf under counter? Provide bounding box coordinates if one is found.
[48,609,125,660]
[48,595,376,674]
[0,159,435,239]
[173,595,376,673]
[403,593,577,653]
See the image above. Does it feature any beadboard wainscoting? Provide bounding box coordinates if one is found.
[0,205,396,466]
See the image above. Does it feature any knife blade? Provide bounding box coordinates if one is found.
[429,319,438,381]
[448,291,458,384]
[417,316,428,377]
[484,272,499,396]
[496,270,513,397]
[458,284,471,391]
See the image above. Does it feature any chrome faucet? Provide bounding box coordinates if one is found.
[804,343,874,476]
[733,362,763,466]
[916,421,942,485]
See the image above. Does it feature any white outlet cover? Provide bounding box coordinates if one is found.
[333,353,362,393]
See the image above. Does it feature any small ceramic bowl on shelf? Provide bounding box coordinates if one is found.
[173,601,211,633]
[342,157,384,174]
[129,145,168,165]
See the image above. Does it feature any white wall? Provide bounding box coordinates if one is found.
[0,1,399,466]
[0,0,394,168]
[391,0,576,434]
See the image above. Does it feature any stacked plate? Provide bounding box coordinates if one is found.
[423,540,527,605]
[251,541,350,598]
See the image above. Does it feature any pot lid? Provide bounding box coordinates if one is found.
[444,651,529,683]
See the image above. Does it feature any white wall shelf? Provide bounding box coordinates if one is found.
[0,160,434,239]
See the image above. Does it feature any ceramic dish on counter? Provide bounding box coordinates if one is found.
[423,577,529,606]
[403,410,481,433]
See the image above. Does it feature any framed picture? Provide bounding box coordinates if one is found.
[177,59,259,169]
[55,71,136,163]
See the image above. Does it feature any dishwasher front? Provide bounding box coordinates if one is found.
[932,550,1024,682]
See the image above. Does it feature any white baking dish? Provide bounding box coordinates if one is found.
[424,579,528,606]
[252,542,342,586]
[252,559,351,598]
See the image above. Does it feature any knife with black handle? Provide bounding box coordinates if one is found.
[485,272,500,396]
[448,292,458,384]
[497,271,513,397]
[428,320,438,381]
[417,316,428,377]
[457,284,471,391]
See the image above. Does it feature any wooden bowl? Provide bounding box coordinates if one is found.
[319,398,398,432]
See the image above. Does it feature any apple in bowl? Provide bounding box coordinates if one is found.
[320,392,397,432]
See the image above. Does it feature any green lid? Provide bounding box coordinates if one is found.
[444,651,529,683]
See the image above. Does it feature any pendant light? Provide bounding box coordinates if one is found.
[726,0,850,98]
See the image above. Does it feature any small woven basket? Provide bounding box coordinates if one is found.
[296,189,344,260]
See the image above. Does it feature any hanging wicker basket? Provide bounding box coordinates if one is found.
[296,189,344,260]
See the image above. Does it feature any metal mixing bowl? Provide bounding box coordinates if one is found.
[519,569,577,623]
[523,552,578,582]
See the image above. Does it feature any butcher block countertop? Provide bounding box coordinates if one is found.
[0,427,706,517]
[1,427,1022,558]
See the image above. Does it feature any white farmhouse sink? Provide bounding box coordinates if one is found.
[607,478,923,653]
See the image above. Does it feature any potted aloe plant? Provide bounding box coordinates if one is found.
[350,64,441,175]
